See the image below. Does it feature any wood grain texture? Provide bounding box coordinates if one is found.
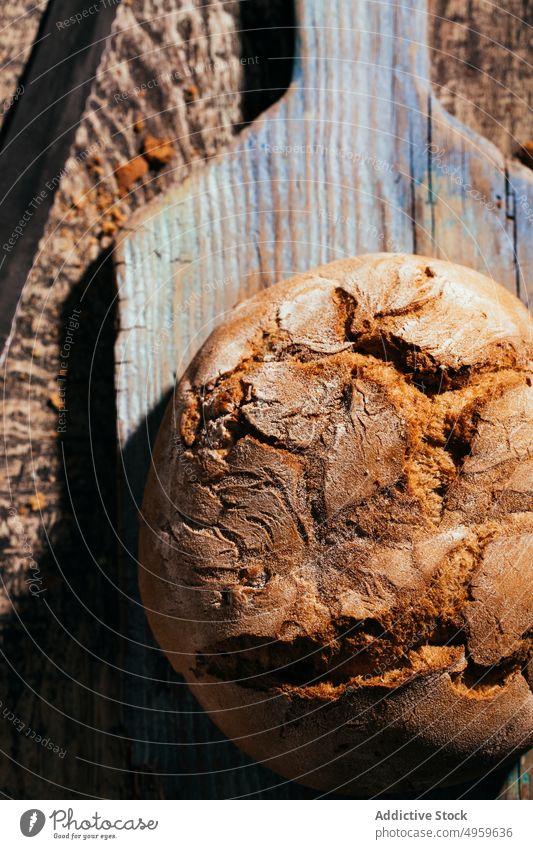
[0,0,45,130]
[115,0,533,799]
[0,0,262,799]
[0,0,530,802]
[429,0,533,159]
[498,752,533,800]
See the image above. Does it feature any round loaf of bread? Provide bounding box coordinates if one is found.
[139,253,533,795]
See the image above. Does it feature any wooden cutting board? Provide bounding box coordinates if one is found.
[114,0,533,799]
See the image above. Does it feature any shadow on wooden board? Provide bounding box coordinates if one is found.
[114,0,533,800]
[1,0,530,801]
[0,254,124,799]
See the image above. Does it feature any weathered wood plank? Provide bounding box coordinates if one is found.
[115,0,533,799]
[0,0,45,130]
[0,0,278,799]
[429,1,533,160]
[1,0,530,801]
[498,752,533,800]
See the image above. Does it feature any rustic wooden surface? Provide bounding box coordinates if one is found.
[0,0,295,799]
[0,1,45,131]
[429,0,533,159]
[116,0,533,799]
[0,0,531,799]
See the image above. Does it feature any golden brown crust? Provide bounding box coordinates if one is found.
[139,253,533,795]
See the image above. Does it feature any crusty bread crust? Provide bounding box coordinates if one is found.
[139,253,533,795]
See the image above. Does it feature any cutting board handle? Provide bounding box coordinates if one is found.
[294,0,430,92]
[115,0,533,799]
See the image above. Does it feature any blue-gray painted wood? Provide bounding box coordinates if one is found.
[114,0,533,799]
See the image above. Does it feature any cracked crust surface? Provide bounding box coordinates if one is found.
[139,253,533,795]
